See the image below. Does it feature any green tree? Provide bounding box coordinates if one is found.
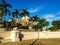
[31,15,39,31]
[52,20,60,30]
[0,0,12,26]
[3,20,8,29]
[31,15,39,22]
[3,20,13,31]
[4,19,17,30]
[12,9,21,19]
[12,9,21,27]
[20,9,30,28]
[21,9,30,17]
[36,18,49,31]
[49,27,57,31]
[44,21,49,30]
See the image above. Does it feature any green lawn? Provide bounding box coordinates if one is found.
[0,39,60,45]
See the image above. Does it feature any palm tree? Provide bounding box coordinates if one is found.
[4,19,17,31]
[0,0,12,27]
[21,9,30,17]
[29,15,39,30]
[9,19,17,30]
[37,18,49,31]
[45,21,49,30]
[12,9,21,28]
[20,9,30,26]
[3,20,9,30]
[31,15,39,22]
[0,0,12,16]
[12,9,21,19]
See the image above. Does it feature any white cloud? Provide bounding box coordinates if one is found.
[43,12,60,21]
[28,7,43,13]
[54,17,60,20]
[44,14,54,19]
[57,12,60,14]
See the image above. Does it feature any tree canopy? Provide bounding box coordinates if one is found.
[52,20,60,29]
[32,18,49,31]
[0,0,50,31]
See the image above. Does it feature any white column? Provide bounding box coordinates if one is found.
[10,30,16,42]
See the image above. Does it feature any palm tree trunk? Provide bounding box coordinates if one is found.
[1,16,4,27]
[40,27,42,31]
[46,26,48,31]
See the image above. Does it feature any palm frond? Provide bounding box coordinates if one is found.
[7,9,10,15]
[12,12,15,18]
[6,4,12,8]
[2,0,6,4]
[22,9,30,16]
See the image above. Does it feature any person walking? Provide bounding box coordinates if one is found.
[19,32,24,41]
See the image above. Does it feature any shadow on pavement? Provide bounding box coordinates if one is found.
[30,39,38,45]
[30,39,45,45]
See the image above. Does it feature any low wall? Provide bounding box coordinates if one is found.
[21,32,38,40]
[0,31,60,42]
[0,32,11,39]
[21,31,60,40]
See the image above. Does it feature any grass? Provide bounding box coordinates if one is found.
[0,39,60,45]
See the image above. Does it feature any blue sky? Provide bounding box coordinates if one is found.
[0,0,60,26]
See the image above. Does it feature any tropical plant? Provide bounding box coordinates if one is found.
[30,15,39,30]
[3,20,12,31]
[12,9,21,28]
[52,20,60,30]
[31,15,39,22]
[44,21,49,30]
[49,27,57,31]
[32,24,39,31]
[21,9,30,17]
[12,9,21,19]
[0,0,12,27]
[35,18,49,31]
